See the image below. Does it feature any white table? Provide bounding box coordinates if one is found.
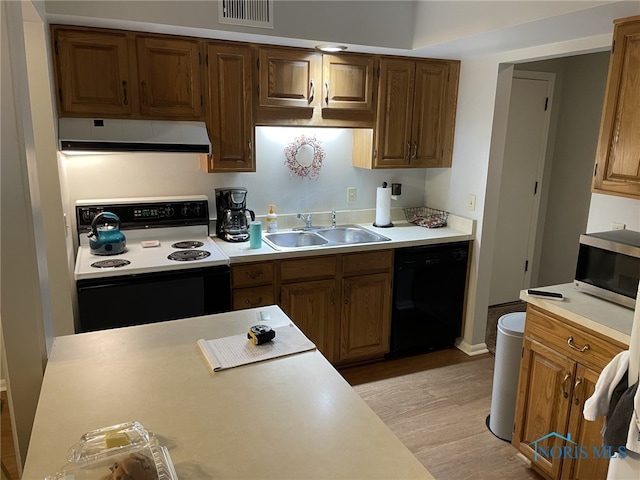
[24,305,434,479]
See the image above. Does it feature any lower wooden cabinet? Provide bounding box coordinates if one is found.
[513,305,625,480]
[230,250,393,365]
[339,272,391,363]
[281,279,337,363]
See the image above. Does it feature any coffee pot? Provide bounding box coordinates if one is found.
[215,187,255,242]
[88,211,127,255]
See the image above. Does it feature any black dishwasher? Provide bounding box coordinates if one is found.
[389,241,469,356]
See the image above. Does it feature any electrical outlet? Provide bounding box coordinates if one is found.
[347,187,357,203]
[468,194,476,211]
[612,222,626,231]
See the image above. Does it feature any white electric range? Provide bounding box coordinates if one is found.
[73,195,231,332]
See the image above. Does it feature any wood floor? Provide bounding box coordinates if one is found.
[339,348,544,480]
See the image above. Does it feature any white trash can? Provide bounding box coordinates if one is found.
[488,311,526,441]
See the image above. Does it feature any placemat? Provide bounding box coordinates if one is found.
[197,324,316,372]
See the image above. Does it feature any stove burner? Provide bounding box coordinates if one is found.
[168,250,211,262]
[91,259,131,269]
[171,240,205,249]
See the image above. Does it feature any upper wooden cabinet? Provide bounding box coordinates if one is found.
[322,53,377,113]
[353,58,459,169]
[203,42,254,172]
[51,26,204,120]
[136,36,203,119]
[354,58,459,169]
[256,47,322,110]
[592,15,640,199]
[52,28,134,116]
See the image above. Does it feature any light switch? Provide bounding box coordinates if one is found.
[468,194,476,211]
[347,187,357,203]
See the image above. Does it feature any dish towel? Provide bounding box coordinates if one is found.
[604,380,638,450]
[583,350,640,454]
[584,350,629,421]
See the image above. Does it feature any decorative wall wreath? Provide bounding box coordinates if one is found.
[284,134,325,180]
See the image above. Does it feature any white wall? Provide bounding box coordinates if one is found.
[1,1,50,469]
[45,0,416,50]
[587,194,640,232]
[61,128,427,240]
[413,1,612,48]
[425,31,640,350]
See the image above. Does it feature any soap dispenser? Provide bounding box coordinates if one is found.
[266,204,278,233]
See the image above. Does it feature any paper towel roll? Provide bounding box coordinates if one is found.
[375,186,392,227]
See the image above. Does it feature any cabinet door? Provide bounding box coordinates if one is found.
[593,17,640,199]
[206,43,254,172]
[53,28,133,116]
[513,338,575,480]
[136,36,203,118]
[322,54,376,112]
[257,47,322,109]
[374,58,414,167]
[561,365,610,480]
[411,61,451,167]
[280,280,337,362]
[233,285,275,311]
[339,273,391,362]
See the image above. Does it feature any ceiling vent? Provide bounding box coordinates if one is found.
[218,0,274,29]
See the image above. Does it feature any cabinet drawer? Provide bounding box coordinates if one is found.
[342,250,393,275]
[280,256,337,282]
[232,285,275,310]
[525,306,625,372]
[232,262,274,288]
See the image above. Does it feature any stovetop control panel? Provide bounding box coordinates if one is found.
[76,199,210,238]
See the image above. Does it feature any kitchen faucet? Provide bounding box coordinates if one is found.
[297,213,313,228]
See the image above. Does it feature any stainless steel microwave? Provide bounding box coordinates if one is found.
[574,230,640,309]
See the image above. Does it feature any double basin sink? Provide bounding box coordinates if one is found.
[263,225,391,251]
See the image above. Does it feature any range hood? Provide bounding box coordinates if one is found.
[58,118,211,154]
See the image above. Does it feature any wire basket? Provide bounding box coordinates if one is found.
[404,207,449,228]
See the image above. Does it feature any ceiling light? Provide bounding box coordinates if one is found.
[315,44,348,53]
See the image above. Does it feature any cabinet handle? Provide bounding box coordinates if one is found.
[122,80,128,106]
[309,79,315,103]
[248,140,253,160]
[141,81,148,106]
[412,141,418,159]
[244,269,263,280]
[562,371,571,399]
[406,142,411,160]
[330,286,335,305]
[325,81,329,105]
[573,376,583,405]
[244,296,263,306]
[567,336,590,352]
[344,285,350,304]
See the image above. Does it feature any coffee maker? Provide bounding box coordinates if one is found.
[215,187,255,242]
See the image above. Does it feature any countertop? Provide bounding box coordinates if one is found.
[23,305,434,480]
[213,218,475,263]
[520,283,635,346]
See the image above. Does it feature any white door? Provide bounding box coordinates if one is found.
[489,72,554,305]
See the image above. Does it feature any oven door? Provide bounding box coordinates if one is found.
[76,266,230,333]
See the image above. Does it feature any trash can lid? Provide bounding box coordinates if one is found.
[497,312,526,336]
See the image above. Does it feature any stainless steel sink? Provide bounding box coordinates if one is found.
[263,225,390,251]
[263,231,329,249]
[316,226,389,244]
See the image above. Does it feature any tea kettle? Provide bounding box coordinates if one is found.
[88,212,127,255]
